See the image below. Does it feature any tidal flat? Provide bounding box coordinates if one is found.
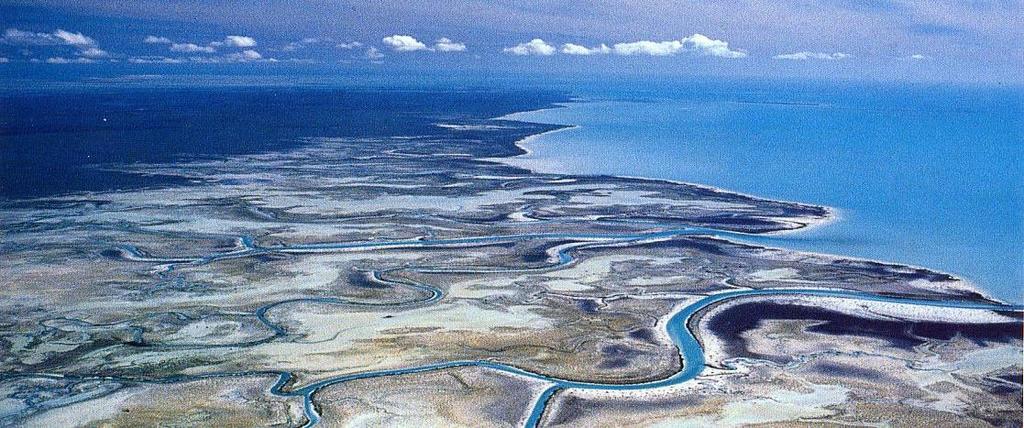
[0,88,1020,427]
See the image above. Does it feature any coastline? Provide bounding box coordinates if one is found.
[12,89,986,302]
[495,101,838,232]
[480,124,579,164]
[489,100,997,302]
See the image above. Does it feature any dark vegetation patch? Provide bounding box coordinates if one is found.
[597,343,642,369]
[705,301,1021,364]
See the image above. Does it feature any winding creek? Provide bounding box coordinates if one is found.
[95,225,1024,427]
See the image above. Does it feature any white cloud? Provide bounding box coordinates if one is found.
[612,40,681,56]
[281,38,321,52]
[909,53,929,60]
[52,29,95,46]
[612,34,745,58]
[78,47,109,58]
[46,56,95,64]
[2,28,96,47]
[773,51,851,60]
[336,41,363,49]
[185,56,221,64]
[683,34,747,58]
[434,37,466,52]
[170,43,216,53]
[128,56,184,64]
[2,28,113,61]
[152,35,261,56]
[182,49,268,64]
[0,57,9,63]
[143,35,173,44]
[561,43,611,55]
[224,35,257,47]
[503,39,555,56]
[377,35,464,53]
[382,35,428,51]
[1,28,57,45]
[227,49,263,61]
[365,46,384,59]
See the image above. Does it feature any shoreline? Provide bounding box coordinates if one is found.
[4,89,993,302]
[489,99,997,302]
[495,100,839,232]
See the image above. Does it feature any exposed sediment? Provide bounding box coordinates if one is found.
[0,92,1019,427]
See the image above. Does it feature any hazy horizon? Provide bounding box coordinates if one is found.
[2,1,1021,84]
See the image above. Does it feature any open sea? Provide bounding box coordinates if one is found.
[505,79,1023,303]
[0,85,563,199]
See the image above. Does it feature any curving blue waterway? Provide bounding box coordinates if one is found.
[505,80,1023,303]
[270,287,1021,428]
[104,227,1022,427]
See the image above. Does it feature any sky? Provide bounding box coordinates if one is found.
[0,0,1021,84]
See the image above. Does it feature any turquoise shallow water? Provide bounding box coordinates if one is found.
[505,80,1023,303]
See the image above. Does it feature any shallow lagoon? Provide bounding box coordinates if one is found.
[506,80,1023,303]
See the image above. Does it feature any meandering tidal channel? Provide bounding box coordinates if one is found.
[102,225,1024,428]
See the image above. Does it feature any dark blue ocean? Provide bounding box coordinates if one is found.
[505,80,1023,303]
[0,84,563,199]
